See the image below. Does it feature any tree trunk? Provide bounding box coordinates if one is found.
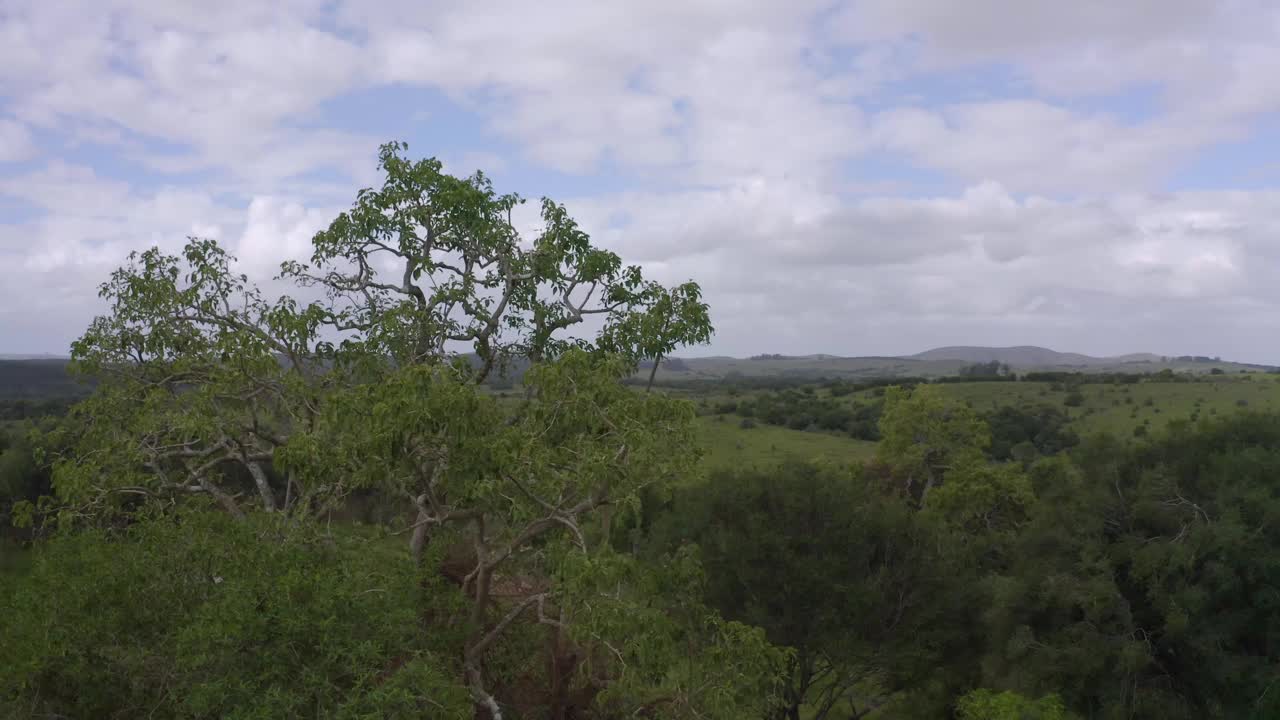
[466,663,503,720]
[549,618,568,720]
[246,461,277,512]
[645,354,662,392]
[283,469,296,512]
[409,499,431,564]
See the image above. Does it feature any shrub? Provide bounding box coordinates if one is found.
[956,689,1067,720]
[0,511,470,718]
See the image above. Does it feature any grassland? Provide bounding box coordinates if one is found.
[695,415,877,471]
[682,375,1280,471]
[933,376,1280,438]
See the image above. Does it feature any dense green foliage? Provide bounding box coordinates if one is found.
[983,404,1079,461]
[977,415,1280,719]
[730,389,884,440]
[648,398,1280,718]
[648,460,975,719]
[2,511,473,719]
[9,366,1280,718]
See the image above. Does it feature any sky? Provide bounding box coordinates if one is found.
[3,1,1280,361]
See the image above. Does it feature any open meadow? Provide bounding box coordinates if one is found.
[695,414,878,470]
[681,373,1280,468]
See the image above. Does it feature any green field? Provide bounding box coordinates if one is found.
[683,376,1280,470]
[933,376,1280,438]
[696,415,877,470]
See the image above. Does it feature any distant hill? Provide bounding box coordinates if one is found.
[909,346,1162,367]
[636,346,1274,383]
[0,353,67,361]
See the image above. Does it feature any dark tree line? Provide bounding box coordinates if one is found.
[723,390,885,441]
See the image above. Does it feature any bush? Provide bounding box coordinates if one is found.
[715,400,739,415]
[957,689,1067,720]
[1063,391,1085,407]
[739,417,757,429]
[0,511,471,718]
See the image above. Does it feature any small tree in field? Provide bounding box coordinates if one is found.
[32,142,776,718]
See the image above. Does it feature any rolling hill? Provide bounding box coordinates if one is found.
[639,346,1274,383]
[908,345,1162,367]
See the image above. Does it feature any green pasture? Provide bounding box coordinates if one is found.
[695,414,877,471]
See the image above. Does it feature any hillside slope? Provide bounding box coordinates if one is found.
[909,345,1162,367]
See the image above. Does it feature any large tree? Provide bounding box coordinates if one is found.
[33,142,773,719]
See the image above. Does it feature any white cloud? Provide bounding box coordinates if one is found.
[871,102,1230,194]
[0,162,244,352]
[555,179,1280,357]
[0,118,36,162]
[2,0,374,183]
[3,0,1280,360]
[235,196,336,276]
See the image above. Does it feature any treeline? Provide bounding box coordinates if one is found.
[650,366,1248,395]
[718,389,885,440]
[0,396,80,421]
[0,359,90,400]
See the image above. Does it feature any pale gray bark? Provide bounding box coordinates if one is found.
[410,499,431,564]
[246,461,277,512]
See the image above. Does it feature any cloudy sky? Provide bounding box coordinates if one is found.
[3,1,1280,361]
